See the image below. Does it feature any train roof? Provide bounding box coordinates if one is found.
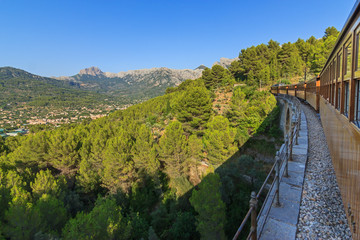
[319,0,360,76]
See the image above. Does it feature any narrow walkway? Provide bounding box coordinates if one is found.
[258,104,308,240]
[296,103,352,240]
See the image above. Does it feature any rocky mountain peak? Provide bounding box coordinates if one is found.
[79,66,104,76]
[195,65,207,70]
[212,57,239,69]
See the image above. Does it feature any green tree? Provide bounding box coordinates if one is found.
[202,65,234,89]
[278,42,304,78]
[324,26,339,39]
[34,193,68,235]
[31,169,62,199]
[132,125,159,177]
[238,155,264,187]
[5,170,30,204]
[190,173,226,240]
[128,211,149,240]
[62,197,131,240]
[101,129,135,193]
[203,116,237,165]
[4,203,41,240]
[158,121,188,179]
[0,137,6,156]
[47,129,80,175]
[76,157,102,194]
[148,226,159,240]
[175,86,212,130]
[168,211,198,240]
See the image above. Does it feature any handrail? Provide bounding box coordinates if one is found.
[232,95,302,240]
[232,206,254,240]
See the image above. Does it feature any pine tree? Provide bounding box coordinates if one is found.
[62,197,131,240]
[175,86,212,130]
[31,169,62,199]
[4,202,41,240]
[34,193,67,234]
[203,116,237,165]
[158,121,188,179]
[47,129,80,175]
[190,173,227,240]
[101,129,135,193]
[132,124,159,177]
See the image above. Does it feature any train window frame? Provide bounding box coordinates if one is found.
[337,82,341,111]
[336,50,343,111]
[344,36,352,80]
[355,23,360,78]
[355,80,360,127]
[344,81,350,117]
[332,58,336,105]
[333,82,336,105]
[338,50,343,80]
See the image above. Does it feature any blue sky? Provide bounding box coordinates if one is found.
[0,0,356,77]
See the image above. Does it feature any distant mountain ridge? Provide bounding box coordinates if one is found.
[54,66,204,101]
[56,66,203,84]
[0,67,111,109]
[1,57,236,110]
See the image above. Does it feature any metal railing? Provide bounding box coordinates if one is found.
[233,95,302,240]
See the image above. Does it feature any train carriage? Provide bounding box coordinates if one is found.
[271,1,360,236]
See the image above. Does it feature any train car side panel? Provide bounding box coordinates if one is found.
[306,92,318,111]
[319,98,360,238]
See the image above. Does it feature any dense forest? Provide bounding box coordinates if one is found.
[0,27,338,239]
[229,26,339,86]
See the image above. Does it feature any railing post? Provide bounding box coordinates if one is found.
[289,121,294,162]
[283,137,289,177]
[298,109,301,131]
[274,154,281,207]
[285,135,289,160]
[250,191,258,240]
[295,119,299,145]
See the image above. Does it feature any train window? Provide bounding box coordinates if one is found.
[344,82,350,117]
[338,52,343,79]
[356,33,360,71]
[344,42,352,78]
[333,83,336,105]
[355,80,360,127]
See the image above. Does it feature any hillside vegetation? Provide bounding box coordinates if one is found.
[0,27,339,239]
[0,64,280,239]
[0,67,117,109]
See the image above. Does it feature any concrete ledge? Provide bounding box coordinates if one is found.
[260,217,297,240]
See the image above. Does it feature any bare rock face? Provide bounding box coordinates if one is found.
[54,66,203,98]
[104,67,203,85]
[212,57,239,69]
[79,66,104,76]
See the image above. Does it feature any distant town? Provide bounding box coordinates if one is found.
[0,103,132,137]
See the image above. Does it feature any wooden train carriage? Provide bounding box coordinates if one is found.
[279,85,287,95]
[287,84,296,97]
[318,1,360,237]
[271,85,279,95]
[305,78,319,111]
[296,82,306,100]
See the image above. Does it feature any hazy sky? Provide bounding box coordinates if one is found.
[0,0,356,77]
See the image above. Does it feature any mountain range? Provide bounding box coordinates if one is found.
[54,66,203,101]
[0,67,109,109]
[0,57,237,109]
